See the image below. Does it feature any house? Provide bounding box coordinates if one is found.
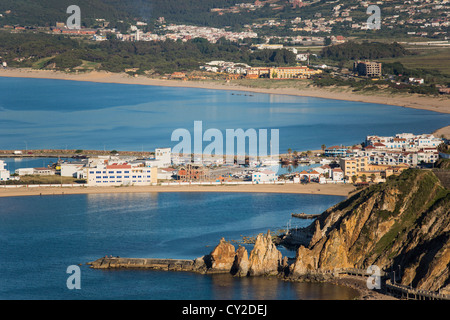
[158,168,177,180]
[171,72,186,79]
[33,168,55,176]
[60,162,86,178]
[331,168,344,181]
[252,170,278,184]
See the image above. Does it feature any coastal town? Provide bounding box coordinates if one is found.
[0,132,447,189]
[1,0,449,305]
[2,0,449,42]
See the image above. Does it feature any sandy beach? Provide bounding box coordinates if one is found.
[434,125,450,139]
[0,183,356,198]
[1,68,449,114]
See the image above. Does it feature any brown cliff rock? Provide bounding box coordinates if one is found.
[289,169,450,293]
[231,245,250,277]
[248,231,282,276]
[209,237,236,272]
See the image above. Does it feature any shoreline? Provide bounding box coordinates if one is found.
[1,68,449,114]
[0,183,356,198]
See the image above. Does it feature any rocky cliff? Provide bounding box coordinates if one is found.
[289,169,450,294]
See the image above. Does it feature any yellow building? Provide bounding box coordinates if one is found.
[340,157,369,178]
[245,66,322,79]
[340,157,408,183]
[269,66,322,79]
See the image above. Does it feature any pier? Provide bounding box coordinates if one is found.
[87,257,200,272]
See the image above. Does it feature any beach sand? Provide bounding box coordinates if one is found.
[434,125,450,139]
[1,68,449,114]
[0,183,356,198]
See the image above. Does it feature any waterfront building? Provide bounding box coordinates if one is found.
[252,170,278,184]
[0,160,10,181]
[60,161,87,178]
[339,157,369,178]
[147,148,172,168]
[87,164,157,186]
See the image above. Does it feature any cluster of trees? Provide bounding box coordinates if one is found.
[321,41,409,61]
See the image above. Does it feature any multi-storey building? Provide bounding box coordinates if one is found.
[87,164,157,186]
[353,60,382,77]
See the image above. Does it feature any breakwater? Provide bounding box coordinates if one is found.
[87,257,211,273]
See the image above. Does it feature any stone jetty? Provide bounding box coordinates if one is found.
[88,231,287,277]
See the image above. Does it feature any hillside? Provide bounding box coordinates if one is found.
[288,169,450,294]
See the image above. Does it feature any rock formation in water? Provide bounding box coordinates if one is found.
[289,169,450,294]
[231,245,249,277]
[248,231,283,276]
[209,237,236,272]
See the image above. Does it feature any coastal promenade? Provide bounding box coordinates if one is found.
[0,181,356,198]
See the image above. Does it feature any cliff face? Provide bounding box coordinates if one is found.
[290,169,450,294]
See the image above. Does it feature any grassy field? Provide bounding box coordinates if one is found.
[5,175,85,185]
[379,47,450,76]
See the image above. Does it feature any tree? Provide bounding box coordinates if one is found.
[321,144,326,151]
[351,175,358,184]
[370,174,376,183]
[361,174,367,183]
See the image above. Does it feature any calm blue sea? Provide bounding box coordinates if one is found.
[0,192,358,300]
[0,77,449,153]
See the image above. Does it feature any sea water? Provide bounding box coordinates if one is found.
[0,192,358,300]
[0,77,449,153]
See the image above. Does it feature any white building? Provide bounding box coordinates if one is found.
[157,168,177,180]
[0,160,10,181]
[147,148,172,168]
[16,168,35,176]
[60,162,86,178]
[87,164,157,186]
[252,170,278,184]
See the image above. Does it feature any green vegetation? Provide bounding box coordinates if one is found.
[4,175,85,185]
[320,41,409,61]
[0,31,299,74]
